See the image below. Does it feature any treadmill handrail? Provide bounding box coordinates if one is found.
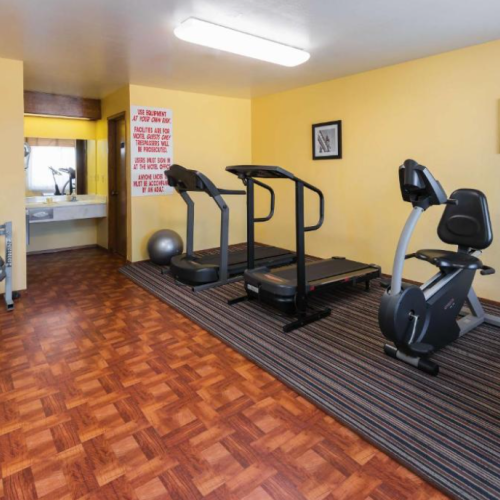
[253,179,275,223]
[218,189,246,195]
[302,181,325,232]
[226,165,324,230]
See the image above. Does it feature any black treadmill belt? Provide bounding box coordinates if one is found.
[272,259,373,285]
[198,246,292,268]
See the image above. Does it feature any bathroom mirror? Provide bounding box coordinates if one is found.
[24,137,98,196]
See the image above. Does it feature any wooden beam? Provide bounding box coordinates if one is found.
[24,91,102,120]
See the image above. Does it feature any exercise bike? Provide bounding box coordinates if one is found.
[379,159,500,375]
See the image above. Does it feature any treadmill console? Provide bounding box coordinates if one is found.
[166,164,233,198]
[165,164,205,192]
[226,165,295,180]
[399,159,448,210]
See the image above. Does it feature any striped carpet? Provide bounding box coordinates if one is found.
[121,256,500,500]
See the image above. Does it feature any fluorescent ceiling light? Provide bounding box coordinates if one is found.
[174,18,310,67]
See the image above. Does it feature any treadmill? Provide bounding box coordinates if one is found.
[164,164,296,291]
[226,165,381,332]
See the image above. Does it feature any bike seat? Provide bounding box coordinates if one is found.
[415,249,483,270]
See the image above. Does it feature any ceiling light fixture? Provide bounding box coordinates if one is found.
[174,18,310,67]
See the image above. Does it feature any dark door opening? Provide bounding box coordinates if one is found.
[108,114,128,259]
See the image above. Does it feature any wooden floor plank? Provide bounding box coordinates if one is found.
[0,248,449,499]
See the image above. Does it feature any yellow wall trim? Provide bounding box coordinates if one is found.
[24,116,97,140]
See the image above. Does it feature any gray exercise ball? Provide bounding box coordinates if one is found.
[147,229,183,266]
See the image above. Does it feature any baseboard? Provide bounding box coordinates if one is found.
[27,244,99,256]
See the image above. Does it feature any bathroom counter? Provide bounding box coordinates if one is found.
[26,195,107,223]
[26,195,107,209]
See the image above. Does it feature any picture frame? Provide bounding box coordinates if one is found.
[312,120,342,160]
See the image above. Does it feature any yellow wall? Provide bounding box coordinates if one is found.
[0,58,26,291]
[86,140,97,194]
[24,115,100,252]
[95,86,130,251]
[251,40,500,301]
[27,220,98,254]
[129,85,251,262]
[24,116,96,140]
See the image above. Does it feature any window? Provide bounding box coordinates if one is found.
[25,138,77,195]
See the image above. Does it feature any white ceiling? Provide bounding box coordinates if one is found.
[1,0,500,99]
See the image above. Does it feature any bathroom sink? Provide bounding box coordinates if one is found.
[26,194,107,209]
[26,195,107,223]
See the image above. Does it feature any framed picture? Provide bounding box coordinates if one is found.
[312,120,342,160]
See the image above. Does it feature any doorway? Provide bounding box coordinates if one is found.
[108,114,128,258]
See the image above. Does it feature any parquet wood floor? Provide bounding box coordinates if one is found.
[0,248,449,500]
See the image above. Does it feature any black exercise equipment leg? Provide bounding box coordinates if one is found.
[294,181,308,316]
[283,307,332,333]
[384,344,439,376]
[246,178,255,270]
[228,294,252,306]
